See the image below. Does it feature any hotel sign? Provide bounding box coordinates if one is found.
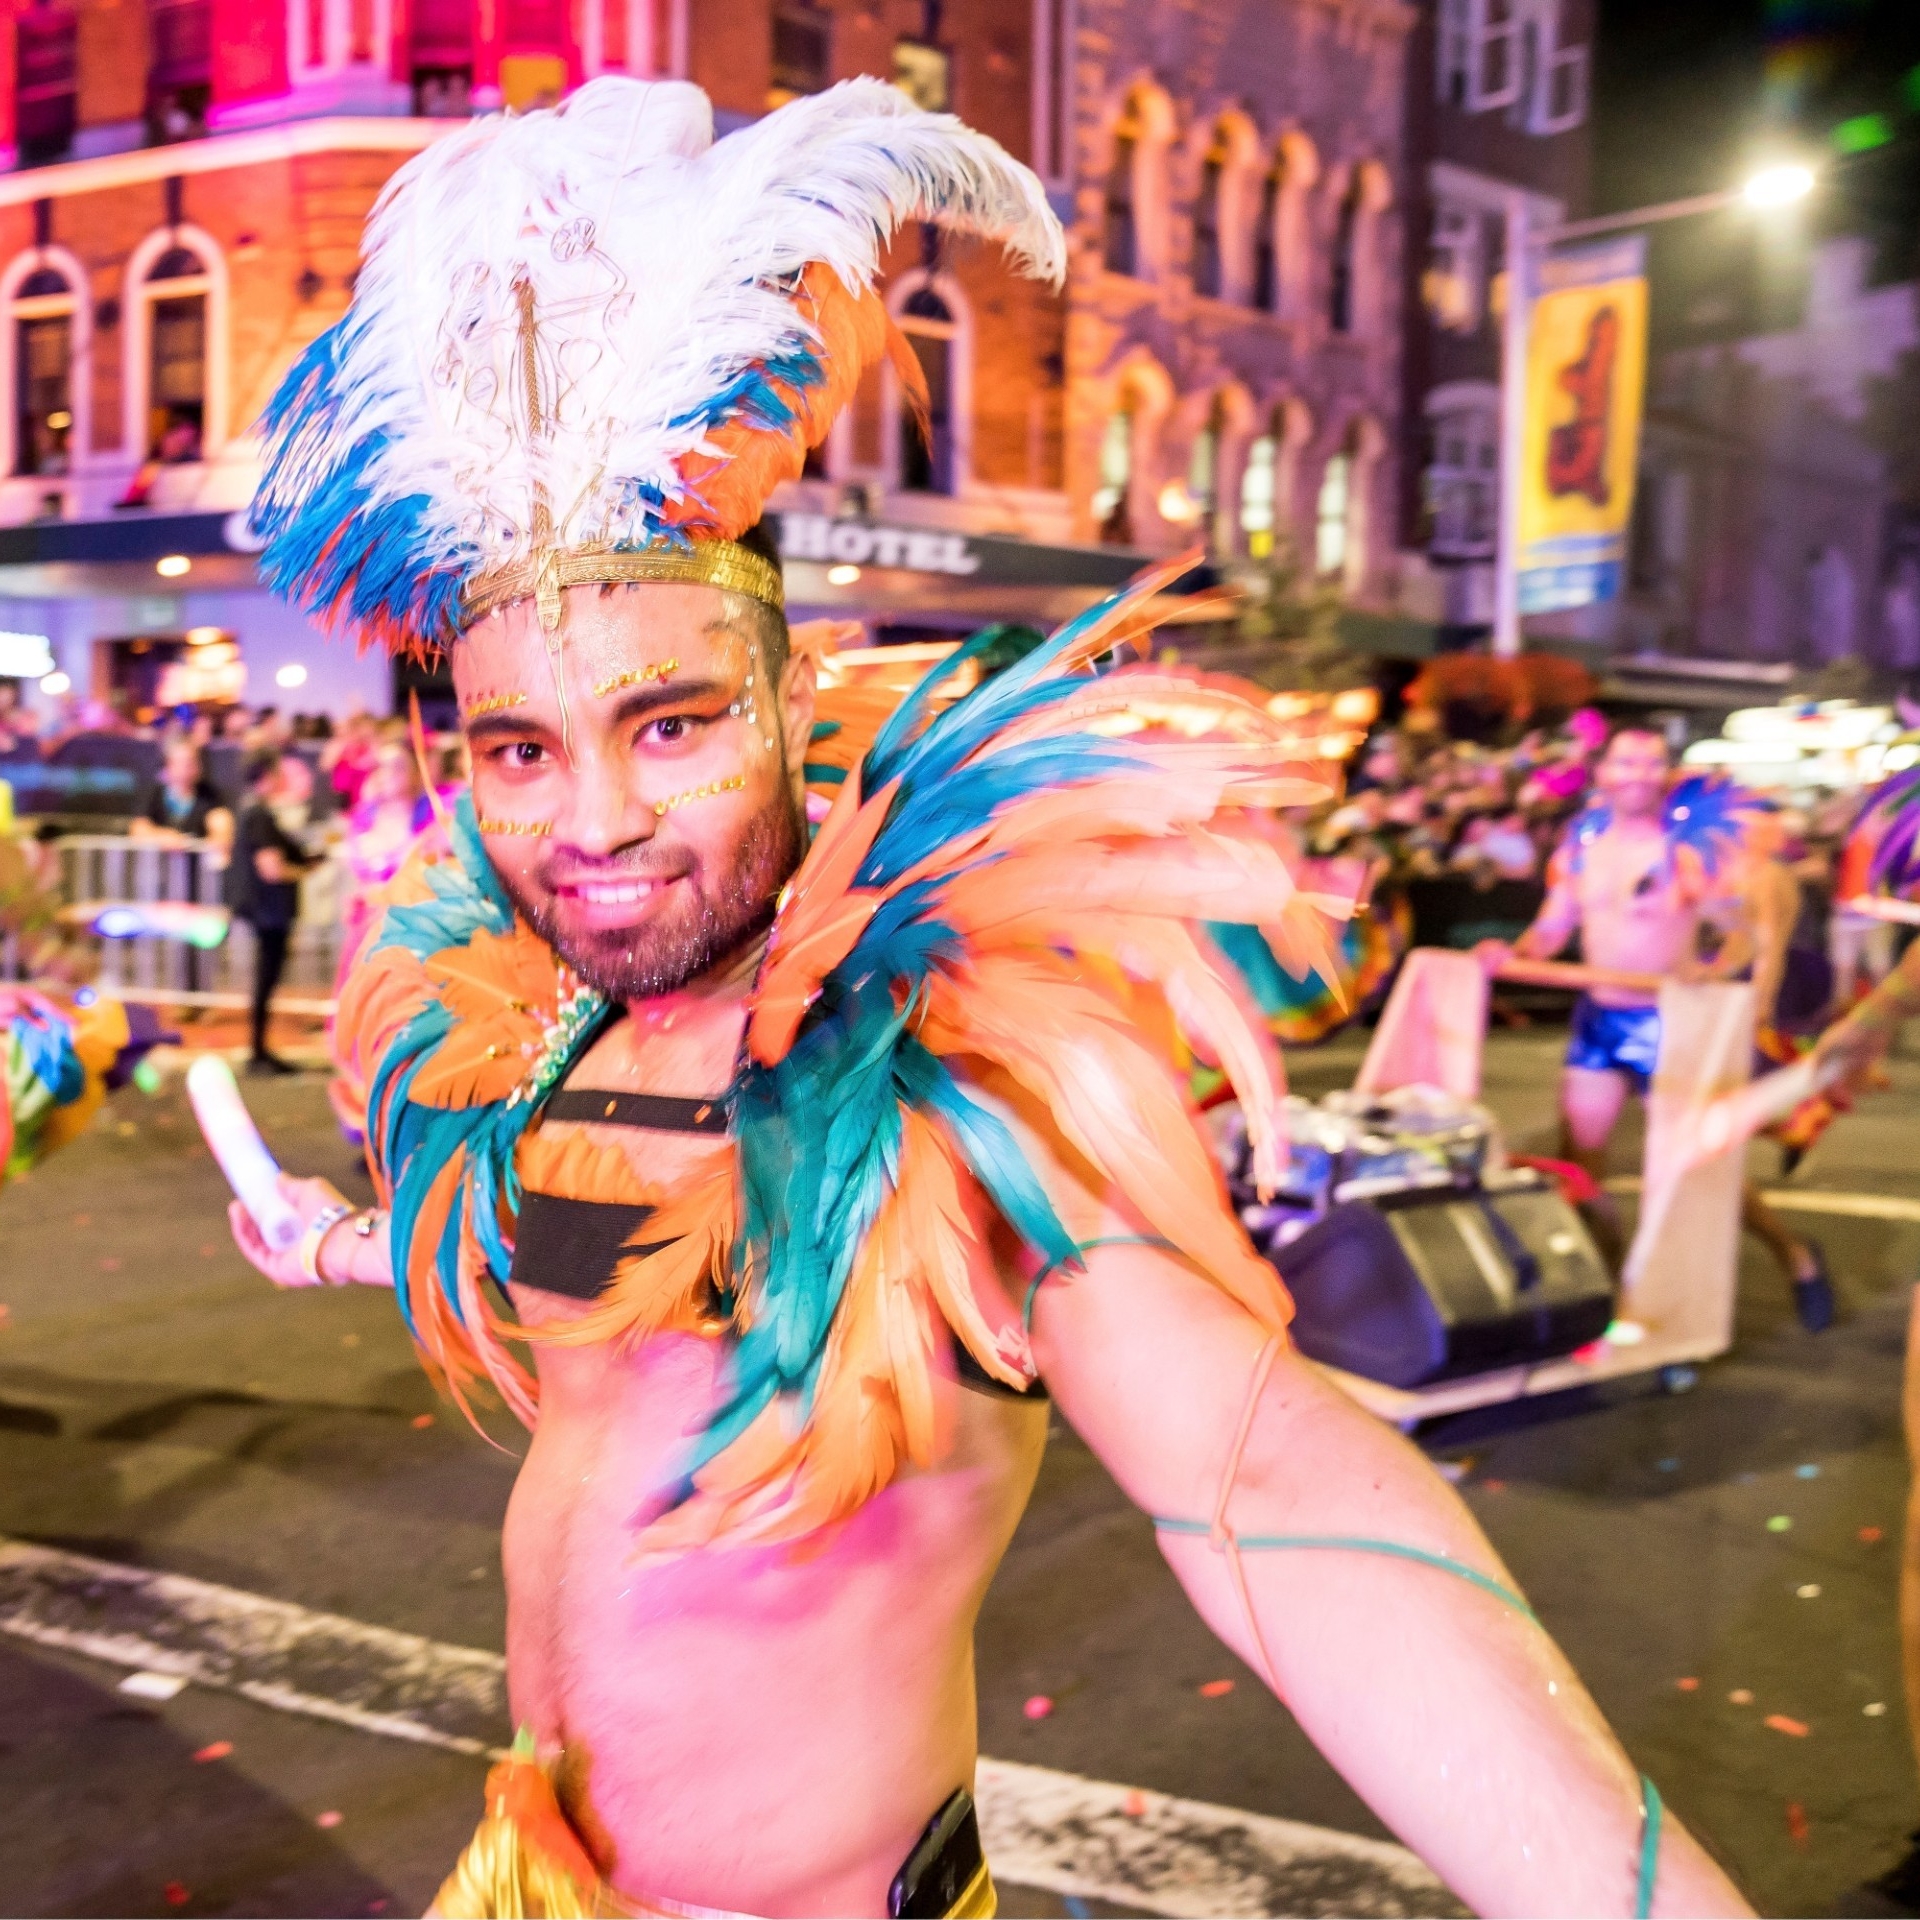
[776,513,982,576]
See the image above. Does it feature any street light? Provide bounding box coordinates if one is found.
[1492,163,1818,656]
[1743,163,1816,210]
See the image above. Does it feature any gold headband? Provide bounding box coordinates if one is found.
[461,539,786,633]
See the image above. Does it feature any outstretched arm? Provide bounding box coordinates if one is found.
[1014,1125,1744,1917]
[1813,931,1920,1094]
[1478,856,1582,977]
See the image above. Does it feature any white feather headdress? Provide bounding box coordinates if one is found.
[250,76,1064,653]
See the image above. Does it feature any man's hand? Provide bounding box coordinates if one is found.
[1473,937,1514,979]
[228,1174,390,1289]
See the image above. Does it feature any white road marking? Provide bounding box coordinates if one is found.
[1606,1177,1920,1224]
[977,1758,1455,1919]
[0,1536,1455,1918]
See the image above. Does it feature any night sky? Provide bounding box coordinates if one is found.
[1597,0,1920,303]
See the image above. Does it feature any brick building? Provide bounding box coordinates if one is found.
[1397,0,1594,639]
[0,0,1421,722]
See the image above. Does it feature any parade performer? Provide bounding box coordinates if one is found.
[225,77,1744,1917]
[1480,726,1833,1329]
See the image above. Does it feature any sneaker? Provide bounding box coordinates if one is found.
[1791,1239,1835,1333]
[245,1052,298,1078]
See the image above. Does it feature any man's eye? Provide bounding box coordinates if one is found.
[645,715,691,744]
[492,740,545,767]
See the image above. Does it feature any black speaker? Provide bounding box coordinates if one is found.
[1272,1180,1616,1388]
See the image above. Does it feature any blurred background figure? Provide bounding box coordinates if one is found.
[225,750,318,1076]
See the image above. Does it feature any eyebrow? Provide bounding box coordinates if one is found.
[607,675,732,729]
[462,708,549,747]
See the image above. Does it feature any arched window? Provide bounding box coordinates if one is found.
[897,284,957,495]
[1103,129,1139,276]
[1238,399,1310,559]
[1187,406,1219,524]
[1240,433,1277,554]
[1192,141,1225,300]
[10,262,75,478]
[1329,187,1359,335]
[145,247,208,461]
[1260,132,1319,323]
[1101,85,1175,281]
[124,228,226,467]
[1316,451,1352,577]
[1317,419,1384,588]
[1252,169,1280,312]
[1093,409,1133,544]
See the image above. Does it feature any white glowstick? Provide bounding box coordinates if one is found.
[186,1055,302,1250]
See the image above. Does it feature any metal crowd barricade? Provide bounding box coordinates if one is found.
[47,834,344,1014]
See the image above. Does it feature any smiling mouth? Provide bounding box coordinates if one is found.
[565,879,665,907]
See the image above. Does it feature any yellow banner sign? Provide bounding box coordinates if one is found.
[1518,235,1649,614]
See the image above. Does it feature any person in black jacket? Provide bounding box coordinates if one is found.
[228,750,317,1075]
[132,734,234,852]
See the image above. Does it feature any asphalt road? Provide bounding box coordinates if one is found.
[0,1026,1913,1918]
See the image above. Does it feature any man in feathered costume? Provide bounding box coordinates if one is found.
[224,78,1744,1918]
[1479,726,1833,1329]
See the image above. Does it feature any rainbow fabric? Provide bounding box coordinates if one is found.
[335,566,1349,1550]
[2,991,129,1183]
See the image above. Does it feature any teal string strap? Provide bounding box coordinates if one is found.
[1021,1233,1181,1329]
[1636,1775,1663,1919]
[1149,1519,1539,1623]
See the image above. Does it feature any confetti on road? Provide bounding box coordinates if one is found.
[1122,1791,1148,1817]
[1861,1526,1885,1544]
[192,1740,233,1763]
[1729,1689,1754,1705]
[99,1256,122,1272]
[1795,1464,1821,1479]
[198,1244,216,1258]
[1435,1460,1472,1483]
[1866,1702,1889,1717]
[1786,1802,1809,1848]
[119,1670,188,1702]
[342,1334,361,1348]
[1675,1677,1700,1692]
[1764,1715,1809,1738]
[1023,1695,1053,1720]
[163,1882,190,1908]
[1766,1516,1792,1533]
[1797,1584,1822,1599]
[410,1413,435,1429]
[1199,1679,1235,1698]
[72,1214,89,1227]
[1657,1458,1680,1472]
[1481,1479,1507,1493]
[316,1810,343,1829]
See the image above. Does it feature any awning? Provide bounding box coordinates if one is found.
[0,509,261,597]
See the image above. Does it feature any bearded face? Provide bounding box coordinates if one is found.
[454,581,815,1001]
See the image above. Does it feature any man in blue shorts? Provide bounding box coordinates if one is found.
[1482,727,1833,1329]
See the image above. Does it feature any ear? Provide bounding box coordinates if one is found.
[779,644,818,796]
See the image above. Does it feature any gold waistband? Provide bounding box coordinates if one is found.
[462,539,786,632]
